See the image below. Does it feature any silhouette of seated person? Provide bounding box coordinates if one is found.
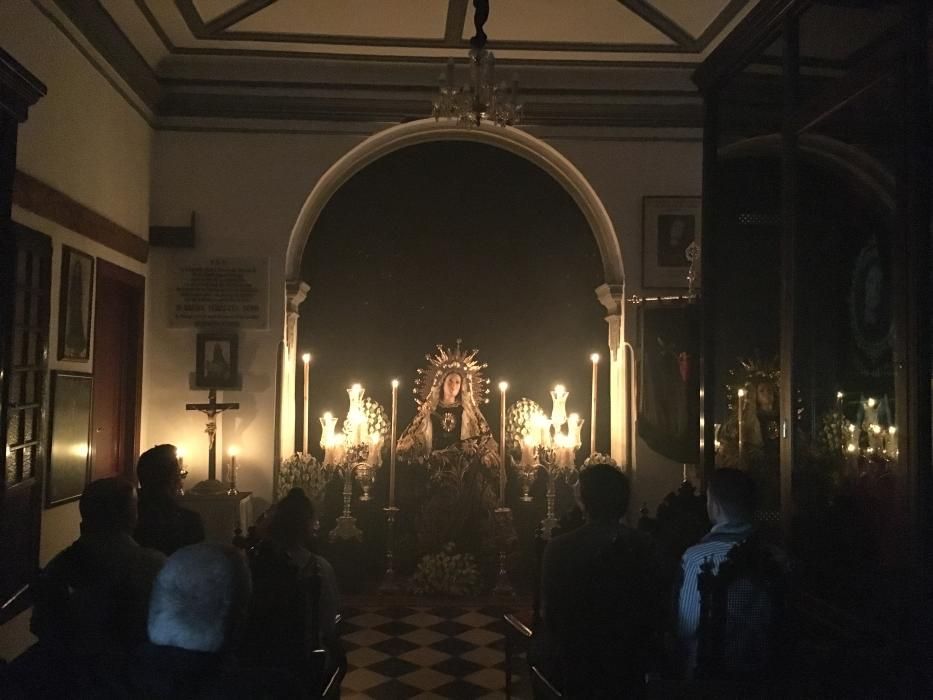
[531,465,666,697]
[133,543,302,698]
[241,488,343,692]
[27,477,165,695]
[134,444,205,556]
[676,468,777,679]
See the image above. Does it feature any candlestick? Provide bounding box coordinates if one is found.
[498,381,508,506]
[737,388,746,462]
[302,353,311,454]
[590,354,599,454]
[389,379,398,507]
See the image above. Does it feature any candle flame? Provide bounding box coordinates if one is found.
[228,445,240,457]
[301,353,311,363]
[391,379,399,388]
[498,381,508,392]
[737,388,746,397]
[590,353,600,363]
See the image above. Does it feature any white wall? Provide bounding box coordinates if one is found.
[148,126,701,511]
[148,131,364,510]
[1,0,152,570]
[1,0,152,240]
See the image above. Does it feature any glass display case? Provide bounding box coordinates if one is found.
[695,0,930,626]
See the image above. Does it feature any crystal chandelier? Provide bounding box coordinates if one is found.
[432,0,522,127]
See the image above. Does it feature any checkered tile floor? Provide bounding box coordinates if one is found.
[340,605,524,699]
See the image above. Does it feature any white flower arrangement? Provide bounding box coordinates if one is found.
[409,542,482,597]
[278,452,331,501]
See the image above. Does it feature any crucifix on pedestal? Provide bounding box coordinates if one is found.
[185,388,239,494]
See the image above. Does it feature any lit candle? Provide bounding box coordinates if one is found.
[534,413,551,448]
[737,388,746,462]
[175,446,185,472]
[568,413,583,450]
[886,425,898,459]
[550,385,568,430]
[302,353,311,454]
[347,383,365,446]
[590,354,599,455]
[389,379,398,507]
[498,381,508,506]
[320,412,337,465]
[368,432,382,467]
[520,434,537,468]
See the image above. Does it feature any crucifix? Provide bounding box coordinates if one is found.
[185,389,239,493]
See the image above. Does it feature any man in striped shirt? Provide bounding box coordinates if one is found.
[676,468,756,677]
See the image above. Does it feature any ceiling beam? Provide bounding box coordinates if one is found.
[205,0,277,35]
[444,0,469,46]
[620,0,697,49]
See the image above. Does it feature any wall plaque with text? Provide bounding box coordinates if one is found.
[169,257,269,329]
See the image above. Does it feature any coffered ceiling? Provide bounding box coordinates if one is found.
[50,0,760,127]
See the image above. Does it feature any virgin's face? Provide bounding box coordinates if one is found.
[442,373,462,402]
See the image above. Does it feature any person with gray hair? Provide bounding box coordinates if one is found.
[132,543,301,698]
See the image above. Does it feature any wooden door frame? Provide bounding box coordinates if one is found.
[94,259,145,476]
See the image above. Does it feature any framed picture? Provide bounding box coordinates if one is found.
[57,246,94,361]
[642,197,701,289]
[47,371,93,507]
[196,333,239,389]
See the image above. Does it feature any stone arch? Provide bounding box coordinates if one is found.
[280,119,628,469]
[285,119,623,284]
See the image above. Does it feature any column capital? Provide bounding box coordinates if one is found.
[286,280,310,313]
[595,283,625,316]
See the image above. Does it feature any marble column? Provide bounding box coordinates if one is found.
[281,281,310,463]
[595,283,627,468]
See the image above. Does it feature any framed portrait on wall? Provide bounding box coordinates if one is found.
[47,371,93,506]
[57,246,94,361]
[195,333,239,389]
[642,197,701,289]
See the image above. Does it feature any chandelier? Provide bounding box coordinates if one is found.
[432,0,522,127]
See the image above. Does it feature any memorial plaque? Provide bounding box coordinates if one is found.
[169,257,269,329]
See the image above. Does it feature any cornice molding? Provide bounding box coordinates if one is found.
[155,91,702,129]
[0,48,47,122]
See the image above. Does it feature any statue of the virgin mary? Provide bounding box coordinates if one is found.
[396,341,500,563]
[397,341,497,464]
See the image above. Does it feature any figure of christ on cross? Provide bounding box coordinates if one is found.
[185,389,240,494]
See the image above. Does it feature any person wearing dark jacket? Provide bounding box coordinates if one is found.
[134,444,204,555]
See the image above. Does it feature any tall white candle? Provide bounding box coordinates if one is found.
[302,353,311,454]
[590,354,599,454]
[498,381,508,506]
[389,380,398,507]
[737,388,746,462]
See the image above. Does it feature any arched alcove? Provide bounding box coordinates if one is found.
[280,119,628,472]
